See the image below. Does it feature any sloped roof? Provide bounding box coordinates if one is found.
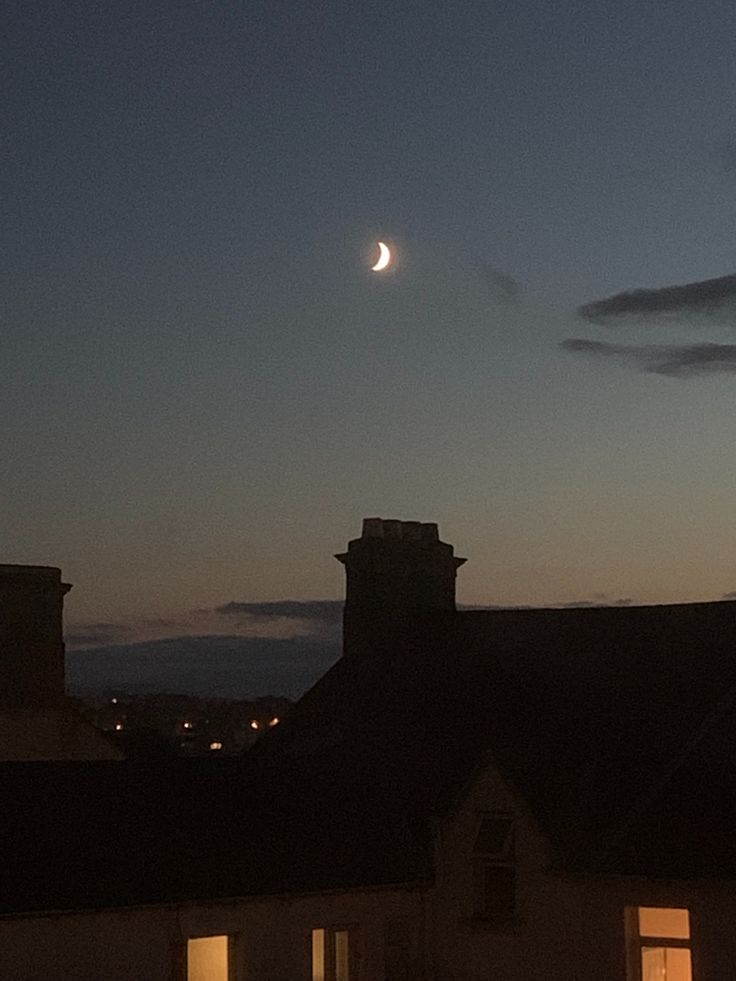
[5,596,736,916]
[0,754,430,916]
[257,600,736,878]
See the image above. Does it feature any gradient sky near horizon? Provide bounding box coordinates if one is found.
[6,0,736,656]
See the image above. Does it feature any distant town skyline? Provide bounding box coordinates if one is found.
[7,2,736,688]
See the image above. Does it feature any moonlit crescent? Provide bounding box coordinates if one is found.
[371,241,391,271]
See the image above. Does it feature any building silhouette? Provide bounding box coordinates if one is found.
[0,564,121,760]
[1,519,735,979]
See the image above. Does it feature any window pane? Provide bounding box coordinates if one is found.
[187,936,229,981]
[312,929,325,981]
[642,947,691,981]
[638,908,690,939]
[335,930,350,981]
[642,946,665,981]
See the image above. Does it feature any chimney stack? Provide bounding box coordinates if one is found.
[336,518,465,657]
[0,565,71,708]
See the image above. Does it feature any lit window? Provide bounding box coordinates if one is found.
[209,741,223,751]
[114,722,124,731]
[269,716,279,727]
[312,927,351,981]
[249,720,260,730]
[183,721,193,730]
[472,814,515,920]
[187,935,230,981]
[627,907,692,981]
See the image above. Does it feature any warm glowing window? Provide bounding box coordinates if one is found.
[312,927,351,981]
[472,814,515,920]
[187,935,230,981]
[628,907,692,981]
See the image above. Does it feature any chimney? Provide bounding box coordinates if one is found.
[0,565,71,708]
[335,518,465,656]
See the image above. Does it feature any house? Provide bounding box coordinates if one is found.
[2,519,736,980]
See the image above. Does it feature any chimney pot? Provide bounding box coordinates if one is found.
[382,520,403,541]
[420,522,439,542]
[361,518,384,539]
[401,521,422,542]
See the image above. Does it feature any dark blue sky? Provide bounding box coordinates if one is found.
[6,1,736,652]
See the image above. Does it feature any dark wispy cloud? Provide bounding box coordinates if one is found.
[561,339,736,378]
[216,600,342,624]
[480,263,522,303]
[461,596,633,610]
[65,622,132,648]
[578,272,736,325]
[67,600,343,654]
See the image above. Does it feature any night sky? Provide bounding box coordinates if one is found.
[6,2,736,691]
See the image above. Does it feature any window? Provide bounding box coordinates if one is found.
[472,814,515,920]
[312,927,352,981]
[627,907,692,981]
[187,935,230,981]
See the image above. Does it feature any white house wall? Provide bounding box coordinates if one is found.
[0,886,423,981]
[428,757,736,981]
[429,757,601,981]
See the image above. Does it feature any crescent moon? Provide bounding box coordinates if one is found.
[371,241,391,272]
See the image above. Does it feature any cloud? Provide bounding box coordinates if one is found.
[66,600,343,653]
[66,635,340,699]
[216,600,342,624]
[578,272,736,325]
[480,263,522,303]
[461,597,633,610]
[65,622,132,648]
[561,338,736,377]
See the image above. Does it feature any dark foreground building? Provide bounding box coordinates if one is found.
[1,519,735,980]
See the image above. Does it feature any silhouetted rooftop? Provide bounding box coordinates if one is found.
[4,597,736,915]
[258,598,736,877]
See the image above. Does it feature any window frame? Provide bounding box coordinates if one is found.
[625,906,693,981]
[471,812,516,923]
[311,924,356,981]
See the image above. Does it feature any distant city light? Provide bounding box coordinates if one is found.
[114,722,123,731]
[111,697,118,704]
[182,721,193,730]
[269,717,279,727]
[209,741,223,751]
[249,720,260,730]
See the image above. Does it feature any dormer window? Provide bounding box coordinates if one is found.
[472,814,515,921]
